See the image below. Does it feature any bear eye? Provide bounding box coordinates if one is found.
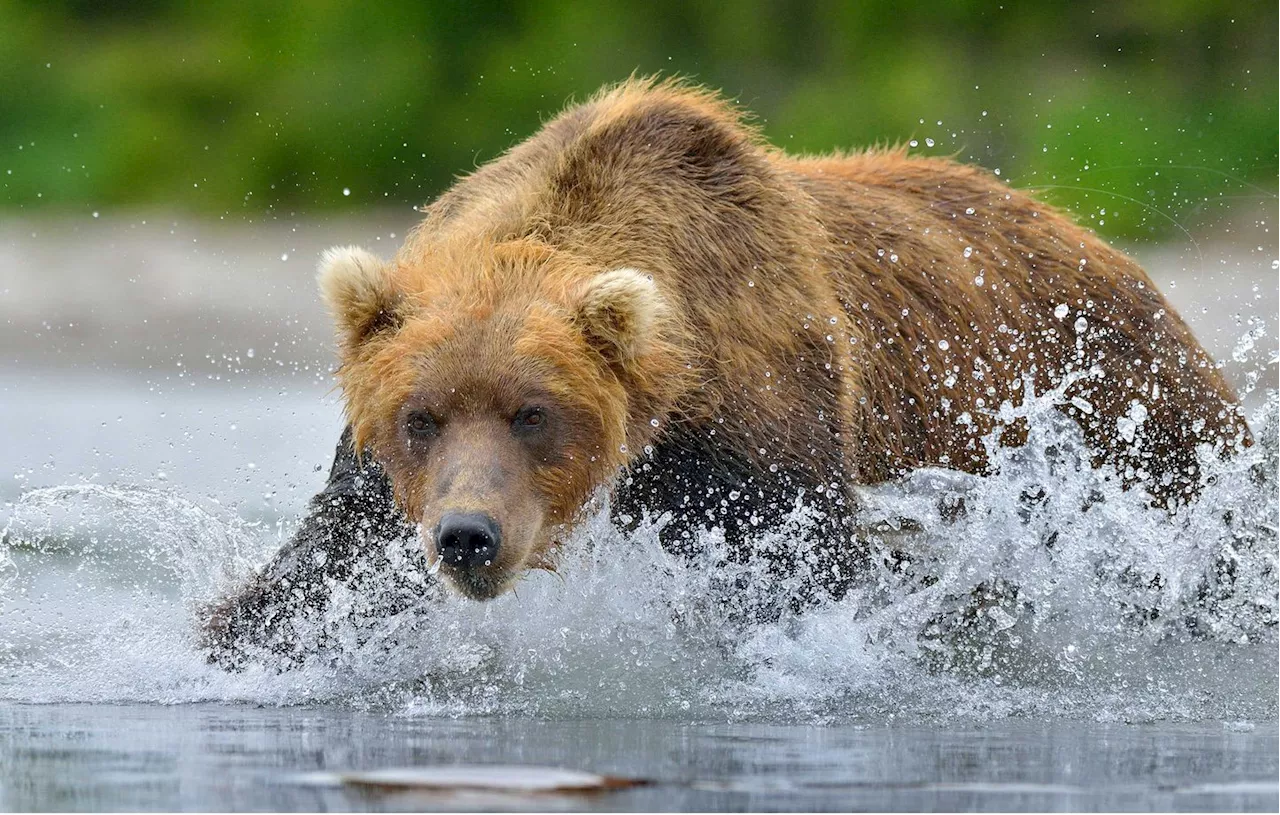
[405,410,438,438]
[512,406,547,434]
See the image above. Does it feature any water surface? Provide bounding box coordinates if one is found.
[1,704,1275,812]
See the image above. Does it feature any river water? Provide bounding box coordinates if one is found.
[0,217,1276,811]
[1,705,1275,811]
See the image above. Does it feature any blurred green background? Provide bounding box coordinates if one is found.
[1,0,1275,239]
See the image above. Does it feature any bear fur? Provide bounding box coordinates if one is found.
[204,78,1248,660]
[311,77,1248,603]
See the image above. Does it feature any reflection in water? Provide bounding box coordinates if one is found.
[0,704,1275,811]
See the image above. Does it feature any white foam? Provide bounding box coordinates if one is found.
[1,388,1276,723]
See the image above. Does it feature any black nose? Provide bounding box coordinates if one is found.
[435,512,501,569]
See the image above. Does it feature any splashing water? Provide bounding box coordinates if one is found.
[1,387,1276,723]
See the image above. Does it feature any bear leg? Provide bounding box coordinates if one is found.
[200,426,424,670]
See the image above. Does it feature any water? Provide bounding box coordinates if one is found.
[1,218,1277,810]
[1,368,1276,809]
[1,705,1275,811]
[3,401,1275,717]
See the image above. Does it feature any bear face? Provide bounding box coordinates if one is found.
[318,238,685,599]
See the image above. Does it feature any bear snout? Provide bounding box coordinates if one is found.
[434,512,502,570]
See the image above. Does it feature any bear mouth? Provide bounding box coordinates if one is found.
[441,566,511,601]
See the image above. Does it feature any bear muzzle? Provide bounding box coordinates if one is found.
[428,510,521,600]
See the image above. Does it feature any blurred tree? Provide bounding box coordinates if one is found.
[0,0,1273,239]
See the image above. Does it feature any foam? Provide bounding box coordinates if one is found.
[1,387,1276,723]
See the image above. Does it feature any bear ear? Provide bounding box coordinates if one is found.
[574,267,665,367]
[317,246,404,349]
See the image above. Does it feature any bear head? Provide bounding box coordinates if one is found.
[317,239,688,599]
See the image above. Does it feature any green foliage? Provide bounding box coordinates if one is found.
[1,0,1274,239]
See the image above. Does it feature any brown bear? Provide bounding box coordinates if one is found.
[204,78,1248,663]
